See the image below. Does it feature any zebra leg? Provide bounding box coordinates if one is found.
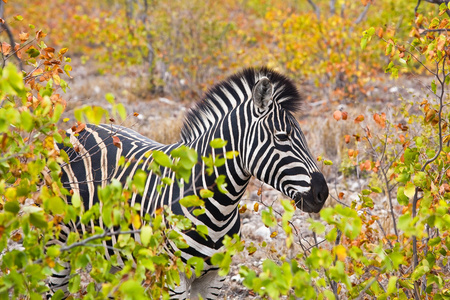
[46,261,71,299]
[45,225,73,299]
[189,269,224,300]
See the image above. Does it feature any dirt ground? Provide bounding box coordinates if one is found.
[54,61,430,299]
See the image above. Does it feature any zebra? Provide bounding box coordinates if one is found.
[52,67,329,299]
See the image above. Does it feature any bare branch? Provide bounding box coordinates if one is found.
[330,0,336,15]
[307,0,320,20]
[415,0,422,15]
[0,2,24,71]
[59,229,141,252]
[354,2,371,24]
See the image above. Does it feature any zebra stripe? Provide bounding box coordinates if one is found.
[50,67,329,299]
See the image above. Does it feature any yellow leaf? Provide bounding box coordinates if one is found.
[335,245,347,261]
[44,136,54,150]
[132,214,141,229]
[253,202,259,212]
[52,74,61,86]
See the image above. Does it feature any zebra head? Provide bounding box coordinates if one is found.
[244,73,328,213]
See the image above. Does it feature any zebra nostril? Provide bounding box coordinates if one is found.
[317,188,329,203]
[311,172,329,203]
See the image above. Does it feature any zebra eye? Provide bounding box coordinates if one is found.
[275,132,290,142]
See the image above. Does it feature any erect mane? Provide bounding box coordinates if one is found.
[180,67,303,143]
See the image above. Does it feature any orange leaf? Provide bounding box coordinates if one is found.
[73,123,86,134]
[344,135,350,144]
[348,149,354,157]
[270,231,278,238]
[257,186,262,196]
[1,42,11,55]
[44,47,55,53]
[377,27,384,38]
[18,32,29,43]
[253,202,259,212]
[341,111,348,120]
[133,112,139,117]
[354,115,365,123]
[35,30,47,40]
[112,136,121,148]
[239,204,247,213]
[338,192,344,200]
[333,110,342,121]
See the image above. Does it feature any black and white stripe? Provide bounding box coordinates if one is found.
[51,67,329,299]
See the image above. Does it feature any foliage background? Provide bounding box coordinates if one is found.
[1,0,450,299]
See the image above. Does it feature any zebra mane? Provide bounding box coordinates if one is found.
[180,67,303,143]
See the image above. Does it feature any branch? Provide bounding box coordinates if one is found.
[59,229,141,252]
[0,2,23,71]
[330,0,336,15]
[354,2,371,24]
[307,0,321,20]
[415,0,422,15]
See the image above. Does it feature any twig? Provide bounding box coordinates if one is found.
[354,2,371,24]
[307,0,321,20]
[415,0,422,15]
[60,228,141,252]
[0,2,23,70]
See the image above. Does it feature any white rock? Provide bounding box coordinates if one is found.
[159,97,174,105]
[389,86,399,93]
[254,226,271,241]
[231,274,243,283]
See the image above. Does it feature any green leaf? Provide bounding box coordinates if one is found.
[152,150,172,168]
[215,175,228,194]
[119,280,145,298]
[133,169,148,194]
[196,224,209,240]
[116,103,127,121]
[193,208,205,216]
[30,212,48,229]
[397,187,409,205]
[199,189,214,198]
[4,200,20,214]
[44,196,66,215]
[105,93,115,104]
[323,159,333,165]
[68,274,81,294]
[404,182,416,198]
[261,208,276,227]
[140,225,152,247]
[431,80,437,94]
[225,151,239,159]
[180,195,204,207]
[210,138,227,149]
[71,193,81,208]
[187,257,205,277]
[370,186,382,193]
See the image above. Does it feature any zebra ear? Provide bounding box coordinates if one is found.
[252,77,273,110]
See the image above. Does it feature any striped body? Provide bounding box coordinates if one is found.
[52,67,329,299]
